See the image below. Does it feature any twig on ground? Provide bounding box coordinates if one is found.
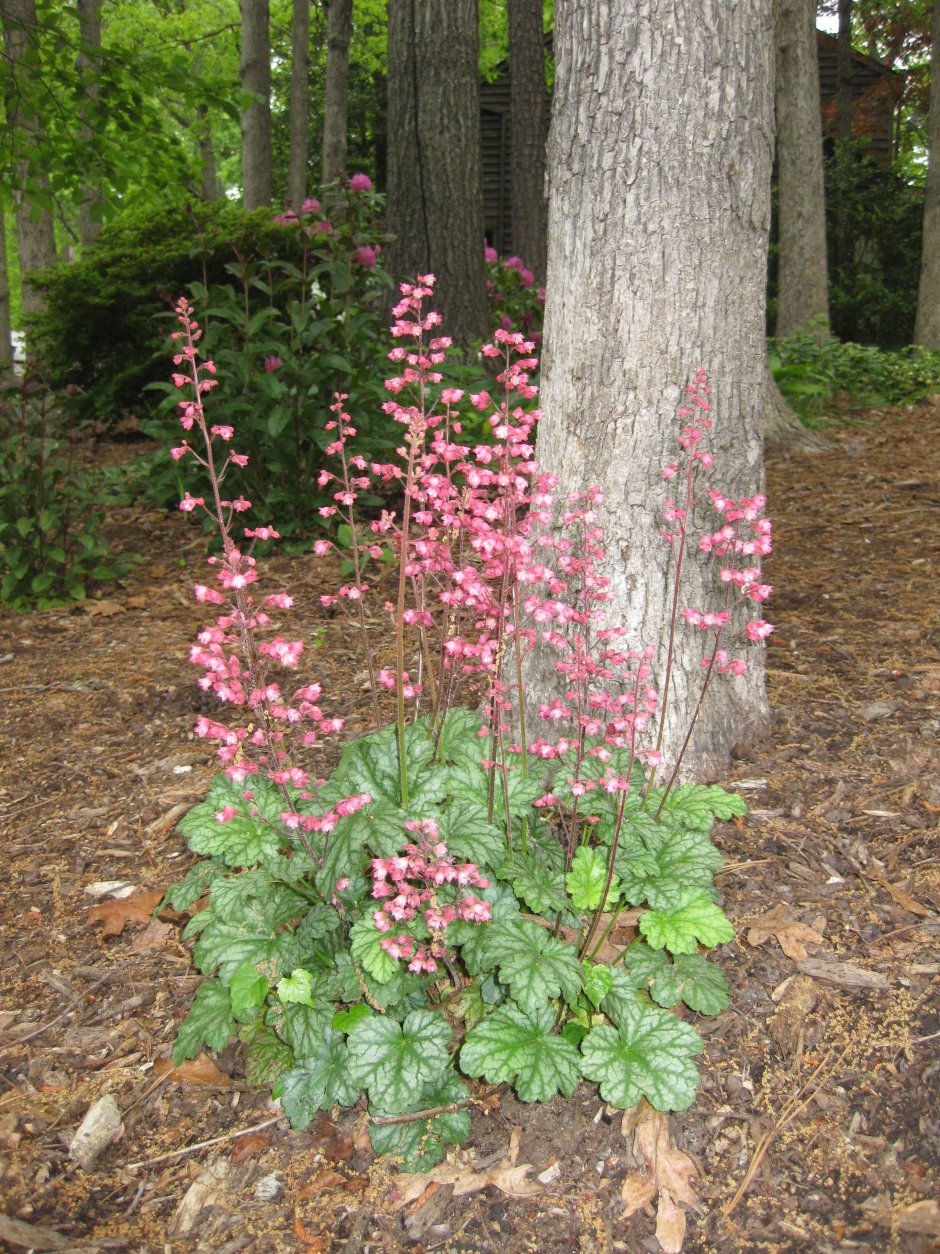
[722,1044,849,1218]
[125,1114,282,1171]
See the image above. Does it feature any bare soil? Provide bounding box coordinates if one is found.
[0,402,938,1253]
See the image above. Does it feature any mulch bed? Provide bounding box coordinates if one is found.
[0,400,938,1253]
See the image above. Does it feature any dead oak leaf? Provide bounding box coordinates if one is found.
[153,1053,230,1087]
[745,902,824,962]
[392,1159,542,1208]
[620,1102,700,1254]
[88,888,165,937]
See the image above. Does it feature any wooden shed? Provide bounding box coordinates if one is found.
[481,29,901,257]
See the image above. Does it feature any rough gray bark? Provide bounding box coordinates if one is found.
[774,0,829,337]
[914,0,940,349]
[387,0,488,346]
[288,0,311,207]
[240,0,272,210]
[535,1,775,779]
[764,360,826,450]
[76,0,104,247]
[320,0,351,185]
[509,0,548,283]
[2,0,58,317]
[196,101,222,201]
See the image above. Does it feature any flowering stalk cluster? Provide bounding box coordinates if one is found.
[169,298,361,857]
[371,819,491,974]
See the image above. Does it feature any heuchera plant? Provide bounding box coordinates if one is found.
[163,276,773,1171]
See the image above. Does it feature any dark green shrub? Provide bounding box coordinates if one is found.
[133,181,400,544]
[824,144,923,349]
[770,329,940,423]
[0,373,136,610]
[29,200,312,425]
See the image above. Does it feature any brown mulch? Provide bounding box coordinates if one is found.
[0,401,938,1253]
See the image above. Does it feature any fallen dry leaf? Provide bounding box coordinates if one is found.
[131,919,173,951]
[745,902,824,962]
[392,1158,543,1208]
[153,1053,230,1087]
[309,1114,353,1162]
[620,1102,700,1254]
[296,1168,346,1199]
[87,888,165,937]
[230,1131,273,1165]
[877,879,929,917]
[81,598,125,616]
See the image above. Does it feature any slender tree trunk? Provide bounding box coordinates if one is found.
[508,0,548,283]
[535,1,774,778]
[240,0,272,210]
[2,0,58,318]
[76,0,104,247]
[197,101,222,201]
[288,0,311,208]
[387,0,488,346]
[321,0,351,185]
[836,0,854,142]
[914,0,940,349]
[774,0,829,337]
[0,202,12,375]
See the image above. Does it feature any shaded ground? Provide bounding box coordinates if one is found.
[0,402,938,1253]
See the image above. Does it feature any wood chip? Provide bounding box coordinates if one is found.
[769,974,818,1055]
[69,1093,124,1170]
[0,1213,71,1250]
[797,959,888,990]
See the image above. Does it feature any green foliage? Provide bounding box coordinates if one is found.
[136,183,398,544]
[771,330,940,424]
[0,373,136,610]
[824,144,923,349]
[29,200,311,424]
[167,708,742,1170]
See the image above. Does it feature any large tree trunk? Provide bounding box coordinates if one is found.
[240,0,272,210]
[386,0,488,346]
[774,0,829,337]
[3,0,58,318]
[76,0,104,248]
[763,360,826,450]
[508,0,548,284]
[914,0,940,349]
[534,1,774,779]
[320,0,351,185]
[288,0,311,208]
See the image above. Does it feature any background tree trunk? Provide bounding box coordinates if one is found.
[288,0,311,208]
[508,0,548,283]
[534,1,774,779]
[914,0,940,349]
[321,0,351,185]
[240,0,272,210]
[2,0,58,318]
[76,0,104,247]
[0,203,12,375]
[196,101,222,201]
[386,0,488,346]
[836,0,854,142]
[774,0,829,337]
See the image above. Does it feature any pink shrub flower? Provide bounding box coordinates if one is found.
[349,172,372,192]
